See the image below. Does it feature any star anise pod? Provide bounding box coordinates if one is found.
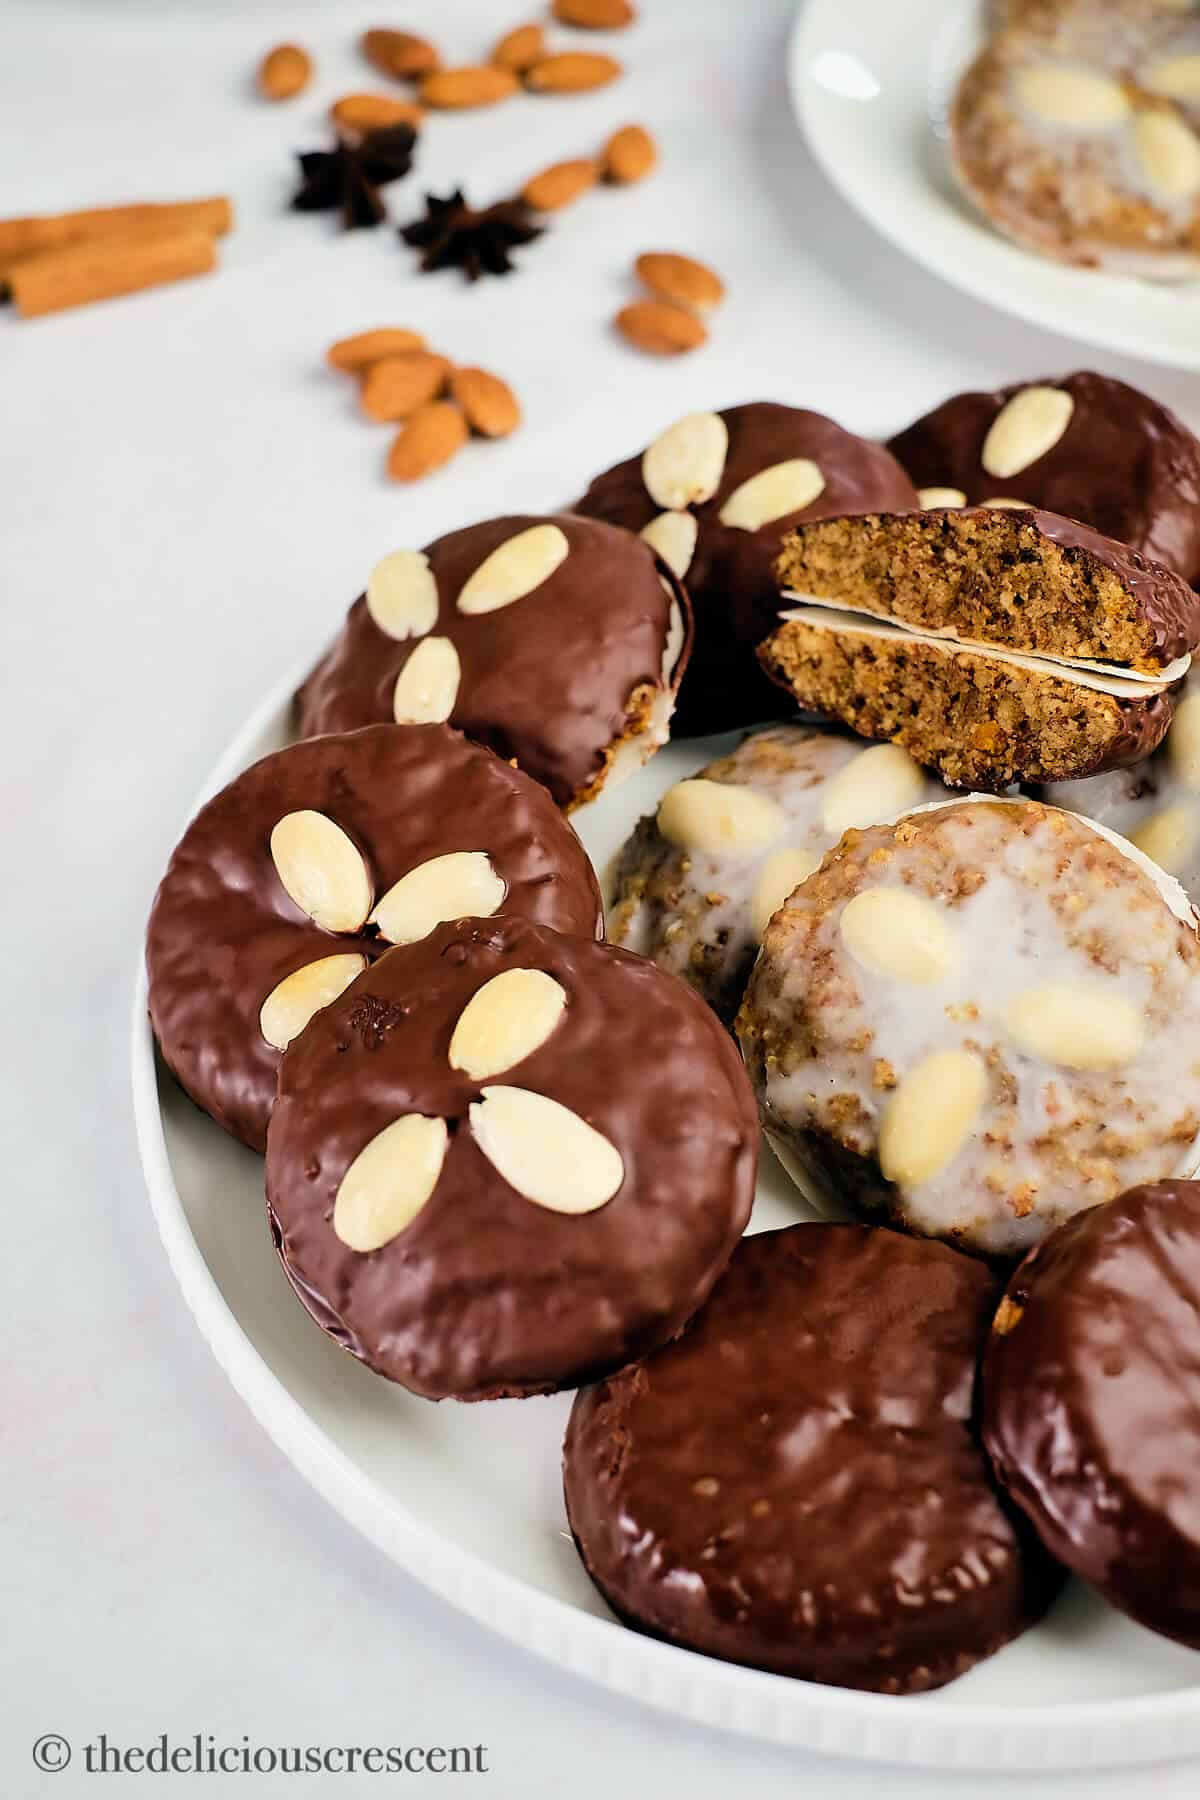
[399,189,543,281]
[291,124,418,231]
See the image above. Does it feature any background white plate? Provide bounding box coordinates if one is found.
[790,0,1200,371]
[131,673,1200,1770]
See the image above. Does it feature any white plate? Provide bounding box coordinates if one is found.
[790,0,1200,370]
[131,670,1200,1771]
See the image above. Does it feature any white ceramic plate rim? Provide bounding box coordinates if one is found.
[131,663,1200,1771]
[789,0,1200,371]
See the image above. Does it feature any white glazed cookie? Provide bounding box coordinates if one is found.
[953,0,1200,276]
[1040,674,1200,901]
[736,798,1200,1258]
[608,727,945,1024]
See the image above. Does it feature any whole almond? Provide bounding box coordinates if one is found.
[553,0,636,25]
[522,158,598,211]
[388,402,470,481]
[451,367,522,438]
[362,28,440,81]
[636,250,726,313]
[420,65,520,108]
[331,92,425,134]
[601,123,657,184]
[258,43,313,101]
[327,326,426,373]
[615,300,707,356]
[525,51,622,93]
[361,351,452,422]
[492,23,546,72]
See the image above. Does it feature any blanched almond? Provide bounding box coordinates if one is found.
[522,159,598,211]
[362,28,440,81]
[449,969,567,1079]
[366,548,439,640]
[420,65,519,108]
[819,745,927,836]
[371,851,505,944]
[391,637,461,723]
[327,326,426,372]
[601,123,658,184]
[360,350,451,422]
[387,402,469,481]
[981,387,1074,479]
[451,366,522,438]
[525,51,622,92]
[1169,693,1200,790]
[269,811,373,932]
[839,888,960,986]
[639,511,698,580]
[333,1114,448,1251]
[635,250,725,313]
[259,954,366,1051]
[718,459,825,530]
[1005,985,1144,1071]
[469,1086,624,1213]
[616,300,706,355]
[880,1051,987,1187]
[657,779,786,855]
[750,848,820,940]
[642,411,728,508]
[457,524,569,614]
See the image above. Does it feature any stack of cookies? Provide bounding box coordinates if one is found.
[146,365,1200,1694]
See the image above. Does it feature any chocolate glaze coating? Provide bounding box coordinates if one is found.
[574,403,918,735]
[983,1181,1200,1647]
[1022,508,1200,671]
[265,917,759,1400]
[565,1224,1063,1692]
[146,725,603,1153]
[295,514,692,810]
[888,373,1200,583]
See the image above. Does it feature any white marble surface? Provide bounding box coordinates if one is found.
[5,1,1200,1793]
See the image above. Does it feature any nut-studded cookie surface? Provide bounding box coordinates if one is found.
[984,1180,1200,1647]
[736,798,1200,1258]
[952,1,1200,275]
[295,516,692,811]
[574,402,918,736]
[265,916,759,1400]
[565,1223,1063,1694]
[609,725,947,1024]
[146,724,603,1152]
[888,372,1200,581]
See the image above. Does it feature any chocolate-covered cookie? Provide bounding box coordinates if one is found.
[737,798,1200,1258]
[984,1180,1200,1647]
[565,1223,1062,1693]
[265,916,758,1400]
[295,518,692,811]
[609,725,946,1024]
[889,373,1200,581]
[574,403,918,735]
[146,724,603,1152]
[763,507,1199,787]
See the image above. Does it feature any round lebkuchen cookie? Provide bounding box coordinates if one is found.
[951,1,1200,277]
[736,798,1200,1259]
[565,1223,1063,1694]
[265,916,759,1400]
[984,1180,1200,1647]
[295,517,692,811]
[146,724,603,1153]
[1038,671,1200,903]
[762,506,1200,789]
[574,402,918,736]
[888,371,1200,581]
[609,724,947,1025]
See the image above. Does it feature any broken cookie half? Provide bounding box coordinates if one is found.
[760,506,1200,789]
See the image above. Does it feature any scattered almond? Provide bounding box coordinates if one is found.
[361,351,453,422]
[420,65,520,108]
[451,367,522,437]
[615,299,707,355]
[522,158,598,211]
[553,0,636,26]
[387,402,470,481]
[525,51,623,92]
[258,43,313,101]
[327,326,426,372]
[362,27,440,81]
[636,250,725,313]
[330,92,425,134]
[492,23,546,72]
[601,122,657,183]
